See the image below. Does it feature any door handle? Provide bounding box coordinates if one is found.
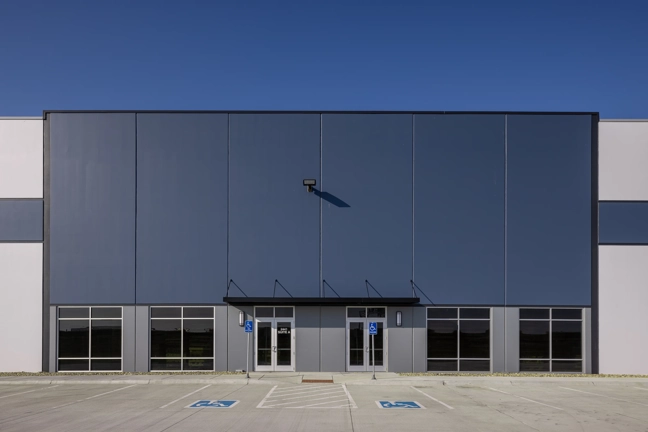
[273,346,277,352]
[365,346,369,352]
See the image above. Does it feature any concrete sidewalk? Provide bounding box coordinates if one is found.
[2,372,648,386]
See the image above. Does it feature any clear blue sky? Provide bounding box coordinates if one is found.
[1,1,646,117]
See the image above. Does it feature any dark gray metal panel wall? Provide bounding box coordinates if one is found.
[320,306,346,372]
[322,114,412,297]
[295,306,321,372]
[136,114,228,303]
[229,114,320,297]
[228,305,253,371]
[49,113,136,304]
[599,202,648,244]
[387,307,413,372]
[414,115,505,304]
[0,199,43,241]
[507,115,592,305]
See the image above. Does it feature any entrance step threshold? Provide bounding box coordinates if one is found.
[301,379,334,383]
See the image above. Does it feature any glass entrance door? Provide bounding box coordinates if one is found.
[346,317,387,372]
[255,318,295,372]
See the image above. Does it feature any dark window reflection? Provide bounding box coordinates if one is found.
[552,360,582,372]
[91,308,121,319]
[277,322,292,366]
[183,319,214,358]
[59,308,89,319]
[183,308,213,318]
[520,360,550,372]
[520,321,549,359]
[552,321,582,359]
[460,309,490,319]
[59,320,89,358]
[460,360,490,372]
[347,308,366,318]
[91,320,121,358]
[256,307,274,318]
[349,322,364,366]
[552,309,582,320]
[427,308,457,319]
[275,307,293,318]
[427,320,457,358]
[520,309,549,320]
[257,322,272,365]
[58,359,89,371]
[367,308,386,318]
[183,359,214,371]
[151,319,181,357]
[91,359,121,371]
[151,307,181,318]
[151,359,181,370]
[460,320,490,359]
[427,360,457,371]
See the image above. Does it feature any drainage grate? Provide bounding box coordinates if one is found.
[301,379,334,384]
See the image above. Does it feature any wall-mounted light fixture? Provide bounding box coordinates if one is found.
[239,311,245,327]
[303,179,316,192]
[396,311,402,327]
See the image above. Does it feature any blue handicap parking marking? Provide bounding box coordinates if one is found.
[376,401,424,409]
[244,320,253,333]
[369,322,377,335]
[187,400,239,408]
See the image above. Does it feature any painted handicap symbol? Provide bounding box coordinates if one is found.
[187,400,239,408]
[376,401,424,409]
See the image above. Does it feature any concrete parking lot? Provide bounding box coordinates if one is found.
[1,375,648,431]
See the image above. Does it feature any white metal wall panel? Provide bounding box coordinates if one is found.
[599,121,648,201]
[0,119,43,198]
[0,244,43,372]
[599,246,648,374]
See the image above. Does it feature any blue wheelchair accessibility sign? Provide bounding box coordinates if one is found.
[244,320,253,333]
[187,400,239,408]
[376,401,424,409]
[369,322,378,335]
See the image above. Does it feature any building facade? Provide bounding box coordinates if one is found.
[0,111,645,374]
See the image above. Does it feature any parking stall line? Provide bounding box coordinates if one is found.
[266,387,339,398]
[286,399,353,409]
[342,385,357,408]
[272,384,330,393]
[83,384,137,400]
[0,386,60,400]
[271,386,333,395]
[264,394,351,408]
[410,386,454,410]
[559,387,648,407]
[487,387,564,411]
[256,385,278,408]
[266,389,347,403]
[159,384,212,409]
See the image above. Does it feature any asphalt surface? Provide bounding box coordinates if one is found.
[1,375,648,431]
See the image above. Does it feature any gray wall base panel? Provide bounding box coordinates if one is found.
[585,308,592,374]
[49,306,56,372]
[387,307,413,373]
[492,308,506,373]
[215,305,228,371]
[412,306,427,373]
[296,306,321,372]
[135,306,150,372]
[122,306,135,372]
[505,308,520,373]
[320,307,346,372]
[228,305,253,372]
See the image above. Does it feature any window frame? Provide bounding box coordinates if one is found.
[150,306,216,372]
[426,307,492,372]
[57,306,123,372]
[519,307,584,373]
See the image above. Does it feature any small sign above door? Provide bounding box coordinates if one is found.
[277,327,291,334]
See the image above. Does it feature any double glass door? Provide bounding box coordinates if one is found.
[347,317,387,372]
[255,318,295,372]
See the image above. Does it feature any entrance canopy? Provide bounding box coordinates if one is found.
[223,297,420,306]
